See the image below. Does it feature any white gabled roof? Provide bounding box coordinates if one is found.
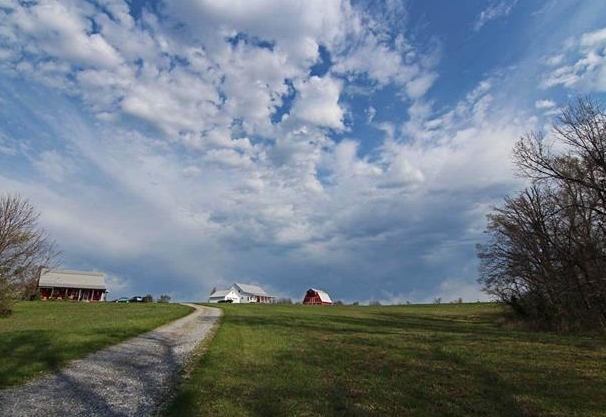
[311,288,333,303]
[38,269,106,290]
[233,283,270,297]
[209,289,232,298]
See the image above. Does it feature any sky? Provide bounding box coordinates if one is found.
[1,0,606,304]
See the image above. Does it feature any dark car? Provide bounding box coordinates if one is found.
[129,296,144,303]
[217,299,233,303]
[114,297,129,303]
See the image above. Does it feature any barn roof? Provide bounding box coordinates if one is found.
[233,283,270,296]
[310,288,333,303]
[38,269,106,290]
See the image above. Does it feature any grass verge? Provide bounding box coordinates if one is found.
[0,301,192,388]
[163,303,606,417]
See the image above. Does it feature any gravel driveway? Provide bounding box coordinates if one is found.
[0,304,222,417]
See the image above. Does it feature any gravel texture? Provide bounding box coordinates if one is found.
[0,304,222,417]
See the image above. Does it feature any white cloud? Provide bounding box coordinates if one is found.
[31,150,74,183]
[329,2,439,100]
[0,132,17,155]
[535,99,556,109]
[405,72,438,99]
[541,26,606,92]
[291,76,344,129]
[365,106,376,123]
[434,278,491,303]
[473,0,518,31]
[204,148,252,168]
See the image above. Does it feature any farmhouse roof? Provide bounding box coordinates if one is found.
[233,283,270,296]
[209,289,231,298]
[38,269,106,290]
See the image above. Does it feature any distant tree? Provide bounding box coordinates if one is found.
[158,294,171,303]
[276,297,293,304]
[0,194,58,315]
[369,300,382,306]
[433,297,441,305]
[352,301,359,306]
[334,300,344,305]
[143,294,154,303]
[478,98,606,330]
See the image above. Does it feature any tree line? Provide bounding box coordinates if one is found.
[478,98,606,330]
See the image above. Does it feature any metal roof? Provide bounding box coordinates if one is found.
[209,289,232,298]
[233,283,270,296]
[38,269,106,290]
[310,288,333,303]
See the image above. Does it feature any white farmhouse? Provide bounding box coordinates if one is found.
[208,283,274,304]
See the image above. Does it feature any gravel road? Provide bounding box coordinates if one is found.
[0,304,222,417]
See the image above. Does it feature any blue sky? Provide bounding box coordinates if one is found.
[1,0,606,303]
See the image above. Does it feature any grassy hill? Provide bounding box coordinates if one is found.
[0,301,192,388]
[164,303,606,417]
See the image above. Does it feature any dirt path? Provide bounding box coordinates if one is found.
[0,304,222,417]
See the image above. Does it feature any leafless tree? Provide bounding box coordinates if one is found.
[478,98,606,330]
[0,194,59,314]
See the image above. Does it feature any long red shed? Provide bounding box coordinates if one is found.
[38,269,107,302]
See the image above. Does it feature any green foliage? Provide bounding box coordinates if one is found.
[163,303,606,417]
[0,301,192,387]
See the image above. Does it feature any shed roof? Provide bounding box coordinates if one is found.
[38,269,106,290]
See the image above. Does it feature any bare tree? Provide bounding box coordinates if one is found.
[479,98,606,330]
[0,194,58,314]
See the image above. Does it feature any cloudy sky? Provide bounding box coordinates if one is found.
[1,0,606,303]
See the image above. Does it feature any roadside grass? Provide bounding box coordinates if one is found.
[0,301,192,388]
[163,303,606,417]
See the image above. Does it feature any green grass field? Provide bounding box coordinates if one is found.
[163,303,606,417]
[0,301,192,388]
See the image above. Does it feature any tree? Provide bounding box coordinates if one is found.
[158,294,171,303]
[0,194,58,315]
[478,98,606,330]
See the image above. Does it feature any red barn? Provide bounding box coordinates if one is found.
[302,288,333,305]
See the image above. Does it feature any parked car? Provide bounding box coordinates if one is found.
[129,296,144,303]
[114,297,129,303]
[218,299,233,303]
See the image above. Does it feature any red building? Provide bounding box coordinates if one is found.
[38,269,107,302]
[302,288,333,305]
